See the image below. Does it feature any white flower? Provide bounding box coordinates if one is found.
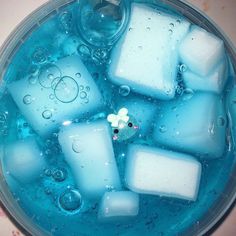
[107,108,130,127]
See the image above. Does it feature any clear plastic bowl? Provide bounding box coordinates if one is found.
[0,0,235,235]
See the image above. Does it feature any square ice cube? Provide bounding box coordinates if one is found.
[3,138,46,184]
[125,144,201,201]
[153,92,226,158]
[58,120,121,200]
[98,191,139,221]
[179,26,225,77]
[7,55,103,136]
[108,3,190,100]
[183,59,227,94]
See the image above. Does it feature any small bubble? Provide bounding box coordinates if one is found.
[119,85,130,97]
[138,45,143,50]
[217,116,225,127]
[169,23,175,28]
[49,94,55,100]
[159,125,167,133]
[23,95,32,105]
[59,188,82,212]
[75,73,81,78]
[146,27,151,31]
[42,110,52,119]
[72,140,83,153]
[32,47,48,64]
[59,11,73,33]
[52,168,67,182]
[128,27,133,31]
[44,169,52,177]
[80,91,87,99]
[179,64,187,73]
[168,29,173,35]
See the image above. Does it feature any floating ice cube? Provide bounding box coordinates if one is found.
[58,120,121,200]
[98,191,139,221]
[179,26,225,77]
[108,3,190,100]
[183,59,227,94]
[7,55,103,136]
[125,144,201,201]
[3,138,46,184]
[153,92,226,158]
[116,96,158,136]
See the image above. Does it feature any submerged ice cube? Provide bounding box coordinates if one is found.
[182,59,227,94]
[7,55,103,136]
[125,144,201,201]
[58,120,121,200]
[179,26,225,77]
[153,92,226,158]
[108,3,190,100]
[3,138,46,184]
[98,191,139,221]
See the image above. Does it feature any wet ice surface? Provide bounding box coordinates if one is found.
[0,1,235,236]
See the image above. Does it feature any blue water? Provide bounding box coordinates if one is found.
[0,0,236,235]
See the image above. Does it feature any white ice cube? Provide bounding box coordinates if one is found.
[153,92,226,158]
[58,120,121,200]
[98,191,139,220]
[7,55,103,136]
[183,59,227,94]
[125,144,201,201]
[108,3,190,100]
[3,138,46,184]
[179,26,225,77]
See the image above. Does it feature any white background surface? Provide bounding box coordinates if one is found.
[0,0,236,236]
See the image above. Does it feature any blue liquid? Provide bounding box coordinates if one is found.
[0,1,235,236]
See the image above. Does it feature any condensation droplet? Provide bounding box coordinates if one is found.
[119,85,130,97]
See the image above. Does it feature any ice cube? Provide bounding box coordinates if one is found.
[179,26,225,77]
[98,191,139,221]
[108,3,190,100]
[116,96,158,136]
[3,138,46,184]
[125,144,201,201]
[183,59,227,94]
[7,55,103,136]
[153,92,226,158]
[58,120,121,200]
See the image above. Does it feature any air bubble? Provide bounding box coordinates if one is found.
[59,11,73,33]
[159,125,167,133]
[32,47,48,64]
[217,116,225,127]
[42,110,52,119]
[75,73,81,78]
[80,91,87,99]
[182,88,194,101]
[54,76,79,103]
[78,44,91,58]
[28,75,37,85]
[23,95,33,105]
[179,64,187,73]
[59,188,82,212]
[52,168,67,182]
[72,139,83,153]
[38,64,61,88]
[119,85,130,97]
